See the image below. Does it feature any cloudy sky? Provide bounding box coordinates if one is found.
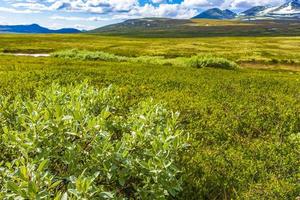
[0,0,286,30]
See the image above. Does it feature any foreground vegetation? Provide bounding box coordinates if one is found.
[0,83,186,199]
[52,49,239,70]
[0,34,299,199]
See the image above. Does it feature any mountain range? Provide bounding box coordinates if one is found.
[193,0,300,19]
[192,8,237,19]
[0,0,299,34]
[241,0,300,19]
[0,24,81,34]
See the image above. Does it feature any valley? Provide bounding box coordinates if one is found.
[0,31,299,199]
[0,0,299,198]
[1,34,300,68]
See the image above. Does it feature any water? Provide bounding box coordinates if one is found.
[2,53,50,57]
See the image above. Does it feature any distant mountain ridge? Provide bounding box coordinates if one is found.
[192,8,237,19]
[240,6,267,17]
[0,24,81,33]
[240,0,300,19]
[193,0,300,19]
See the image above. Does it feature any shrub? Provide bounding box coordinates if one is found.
[268,58,297,65]
[0,83,186,199]
[52,49,128,62]
[189,56,239,70]
[270,58,279,64]
[52,50,240,70]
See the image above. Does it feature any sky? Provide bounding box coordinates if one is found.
[0,0,287,30]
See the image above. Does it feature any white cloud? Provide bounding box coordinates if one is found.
[0,0,289,18]
[46,0,139,13]
[182,0,211,7]
[129,3,198,18]
[181,0,285,9]
[222,0,285,9]
[0,6,40,13]
[151,0,165,3]
[43,21,94,30]
[0,16,7,25]
[12,2,51,10]
[74,24,96,30]
[50,15,108,21]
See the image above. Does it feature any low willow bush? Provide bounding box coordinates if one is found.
[52,50,172,66]
[189,56,239,70]
[52,50,240,71]
[52,49,128,62]
[0,83,186,199]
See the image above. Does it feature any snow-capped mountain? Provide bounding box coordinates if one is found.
[271,0,300,15]
[241,0,300,19]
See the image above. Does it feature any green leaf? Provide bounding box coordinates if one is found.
[49,180,62,190]
[2,126,9,134]
[37,159,48,172]
[7,181,19,193]
[119,176,126,187]
[53,193,62,200]
[99,192,114,199]
[19,166,29,181]
[28,181,38,195]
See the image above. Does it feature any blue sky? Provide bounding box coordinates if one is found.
[0,0,286,30]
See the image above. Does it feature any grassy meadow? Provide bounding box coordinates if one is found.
[0,33,299,199]
[1,34,300,68]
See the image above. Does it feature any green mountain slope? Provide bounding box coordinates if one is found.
[89,18,300,37]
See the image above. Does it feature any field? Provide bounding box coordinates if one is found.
[0,33,299,199]
[1,34,300,69]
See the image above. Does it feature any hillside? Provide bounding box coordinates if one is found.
[89,18,300,37]
[89,18,191,35]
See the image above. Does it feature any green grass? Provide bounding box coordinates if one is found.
[0,34,300,68]
[0,34,299,199]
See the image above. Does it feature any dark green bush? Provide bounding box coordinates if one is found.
[0,83,186,199]
[189,56,239,70]
[268,58,297,65]
[270,58,280,64]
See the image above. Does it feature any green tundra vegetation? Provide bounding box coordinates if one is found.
[0,33,299,199]
[90,19,300,37]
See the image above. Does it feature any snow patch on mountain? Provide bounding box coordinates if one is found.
[241,0,300,19]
